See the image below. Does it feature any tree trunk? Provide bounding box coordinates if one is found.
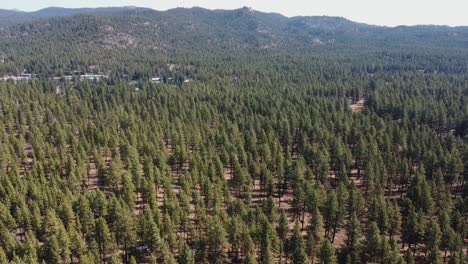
[123,240,128,264]
[301,202,306,230]
[387,176,392,196]
[332,216,338,243]
[277,186,281,208]
[279,247,283,263]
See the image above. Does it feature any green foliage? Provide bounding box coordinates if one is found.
[0,9,466,263]
[319,239,337,264]
[291,221,308,264]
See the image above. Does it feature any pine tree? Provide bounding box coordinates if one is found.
[403,205,425,252]
[106,153,123,191]
[319,239,337,264]
[324,190,338,240]
[439,209,457,262]
[42,235,61,264]
[306,234,317,264]
[179,243,195,264]
[243,252,258,264]
[263,196,278,222]
[69,227,85,263]
[0,248,7,263]
[425,219,441,254]
[79,253,96,264]
[141,208,162,255]
[206,217,230,264]
[405,249,415,264]
[364,222,382,263]
[277,209,289,262]
[260,218,276,264]
[95,217,116,263]
[388,200,402,240]
[344,213,361,264]
[332,183,348,242]
[291,221,308,264]
[427,244,442,264]
[21,234,39,264]
[408,168,434,213]
[76,195,95,238]
[121,172,136,209]
[309,206,324,242]
[115,205,136,264]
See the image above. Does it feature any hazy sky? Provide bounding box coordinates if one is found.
[1,0,467,26]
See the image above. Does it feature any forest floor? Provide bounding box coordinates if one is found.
[350,98,365,113]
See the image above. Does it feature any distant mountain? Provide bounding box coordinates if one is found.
[1,6,467,52]
[0,9,26,23]
[32,6,151,16]
[0,6,467,76]
[0,6,152,24]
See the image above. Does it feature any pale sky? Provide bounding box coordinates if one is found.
[1,0,467,27]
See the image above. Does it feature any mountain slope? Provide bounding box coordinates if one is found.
[0,6,151,24]
[1,6,467,51]
[0,7,467,76]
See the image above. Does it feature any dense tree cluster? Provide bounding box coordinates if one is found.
[1,7,468,77]
[0,7,467,264]
[0,54,466,263]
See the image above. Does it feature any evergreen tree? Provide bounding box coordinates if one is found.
[344,213,361,264]
[319,239,337,264]
[95,217,116,263]
[179,243,195,264]
[291,221,308,264]
[364,222,382,263]
[206,217,230,264]
[277,209,289,261]
[242,252,258,264]
[306,234,317,264]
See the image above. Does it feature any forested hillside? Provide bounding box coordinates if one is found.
[0,7,468,76]
[0,6,467,264]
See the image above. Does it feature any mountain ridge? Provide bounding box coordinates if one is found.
[0,5,467,76]
[0,6,467,28]
[1,7,467,51]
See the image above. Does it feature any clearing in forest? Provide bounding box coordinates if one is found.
[350,98,365,113]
